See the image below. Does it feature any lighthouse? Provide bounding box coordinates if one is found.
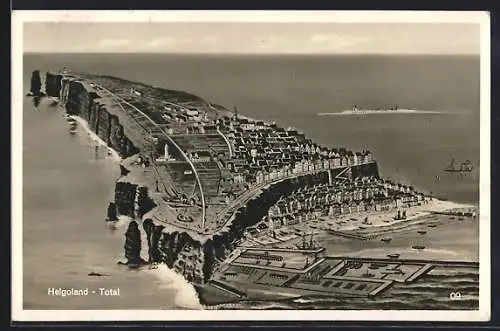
[164,143,170,160]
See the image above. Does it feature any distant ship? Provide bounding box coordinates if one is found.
[444,158,474,173]
[345,104,412,115]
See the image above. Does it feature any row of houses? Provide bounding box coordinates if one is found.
[266,178,428,230]
[267,193,428,230]
[219,115,374,176]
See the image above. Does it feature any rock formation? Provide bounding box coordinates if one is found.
[29,70,42,96]
[123,220,145,265]
[45,72,62,97]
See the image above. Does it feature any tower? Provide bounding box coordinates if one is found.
[164,143,170,160]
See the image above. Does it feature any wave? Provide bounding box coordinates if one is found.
[210,290,480,310]
[144,264,203,309]
[393,284,479,293]
[428,268,479,277]
[67,114,122,162]
[318,109,458,116]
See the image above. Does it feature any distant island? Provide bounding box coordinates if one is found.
[318,104,447,116]
[29,69,478,307]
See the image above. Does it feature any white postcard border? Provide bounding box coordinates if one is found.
[11,10,491,322]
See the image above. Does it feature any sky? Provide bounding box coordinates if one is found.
[23,22,480,55]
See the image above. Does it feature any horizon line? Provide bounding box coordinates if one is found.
[23,51,480,56]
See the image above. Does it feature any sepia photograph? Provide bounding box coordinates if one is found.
[12,10,490,321]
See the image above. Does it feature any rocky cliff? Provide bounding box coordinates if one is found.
[56,75,139,158]
[45,72,62,98]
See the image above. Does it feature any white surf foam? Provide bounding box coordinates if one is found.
[68,114,122,162]
[106,214,133,231]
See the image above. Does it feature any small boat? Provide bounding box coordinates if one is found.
[428,224,437,228]
[381,238,392,243]
[458,217,464,221]
[88,272,110,277]
[368,265,380,270]
[387,253,400,259]
[417,230,427,235]
[412,245,426,250]
[358,226,367,230]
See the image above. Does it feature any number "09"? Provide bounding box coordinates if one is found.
[449,292,462,300]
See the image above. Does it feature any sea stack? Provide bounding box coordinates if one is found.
[124,221,143,265]
[106,202,118,222]
[143,219,165,264]
[30,70,42,96]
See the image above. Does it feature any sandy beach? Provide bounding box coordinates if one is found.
[244,199,477,248]
[329,199,476,233]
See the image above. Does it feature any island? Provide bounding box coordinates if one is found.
[31,69,479,307]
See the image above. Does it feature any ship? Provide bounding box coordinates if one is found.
[295,233,319,250]
[444,158,474,173]
[343,104,414,115]
[387,253,400,259]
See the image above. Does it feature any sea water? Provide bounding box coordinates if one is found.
[21,53,480,310]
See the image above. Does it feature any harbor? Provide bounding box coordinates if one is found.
[199,245,478,305]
